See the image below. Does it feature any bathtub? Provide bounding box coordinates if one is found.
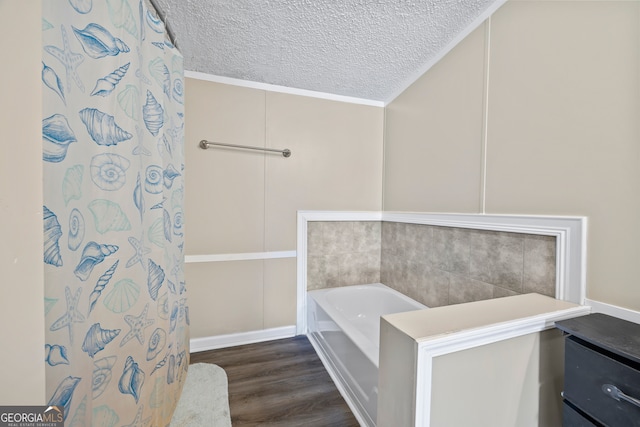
[307,283,427,426]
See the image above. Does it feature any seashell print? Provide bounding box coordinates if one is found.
[163,209,172,243]
[142,90,164,136]
[69,0,92,14]
[91,62,130,97]
[62,165,83,206]
[158,134,171,157]
[167,280,176,295]
[90,153,130,191]
[43,206,63,267]
[147,218,164,248]
[82,322,121,358]
[151,41,165,50]
[45,344,69,366]
[163,164,180,189]
[185,305,190,325]
[42,62,65,104]
[42,18,54,31]
[172,77,184,104]
[43,114,76,163]
[134,173,144,220]
[68,394,87,427]
[74,241,119,281]
[107,0,138,38]
[103,279,139,313]
[146,328,166,361]
[150,199,165,210]
[117,84,140,120]
[68,208,85,251]
[92,405,119,427]
[92,356,117,399]
[172,187,184,209]
[72,23,130,59]
[146,9,164,33]
[148,57,170,97]
[79,108,132,146]
[88,260,119,314]
[45,297,58,315]
[150,351,169,375]
[132,123,151,156]
[169,301,178,333]
[147,259,165,301]
[157,292,169,320]
[173,211,184,237]
[167,354,175,384]
[48,376,81,421]
[119,355,145,403]
[88,199,131,234]
[144,165,163,194]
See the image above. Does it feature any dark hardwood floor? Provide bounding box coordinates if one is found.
[190,336,360,427]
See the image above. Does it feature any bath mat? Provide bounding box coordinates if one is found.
[170,363,232,427]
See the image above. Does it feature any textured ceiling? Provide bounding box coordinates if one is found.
[155,0,503,103]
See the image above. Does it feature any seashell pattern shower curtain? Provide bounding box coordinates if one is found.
[42,1,188,425]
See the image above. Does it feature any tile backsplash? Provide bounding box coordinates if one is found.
[307,221,556,307]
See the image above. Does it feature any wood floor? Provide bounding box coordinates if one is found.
[190,336,360,426]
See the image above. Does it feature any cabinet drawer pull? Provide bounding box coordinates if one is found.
[602,384,640,409]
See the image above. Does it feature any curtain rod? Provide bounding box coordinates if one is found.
[199,140,292,158]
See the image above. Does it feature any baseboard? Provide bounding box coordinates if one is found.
[584,298,640,325]
[189,325,297,353]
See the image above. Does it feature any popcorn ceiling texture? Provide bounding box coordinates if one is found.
[156,0,498,101]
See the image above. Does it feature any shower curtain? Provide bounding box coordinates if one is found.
[42,1,188,425]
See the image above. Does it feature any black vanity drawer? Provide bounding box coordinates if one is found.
[564,336,640,426]
[563,402,599,427]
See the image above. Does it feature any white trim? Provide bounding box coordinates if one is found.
[189,325,296,353]
[383,0,508,104]
[185,70,385,108]
[584,298,640,325]
[413,304,591,426]
[185,250,296,263]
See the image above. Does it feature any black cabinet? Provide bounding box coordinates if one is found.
[556,313,640,427]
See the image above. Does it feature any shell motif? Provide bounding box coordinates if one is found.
[82,322,121,358]
[43,18,54,31]
[72,23,130,59]
[163,209,172,243]
[167,354,176,384]
[68,208,85,251]
[47,376,81,420]
[169,301,178,333]
[43,206,63,267]
[151,41,165,50]
[79,108,132,146]
[62,165,83,206]
[92,405,119,427]
[69,0,92,14]
[88,199,131,234]
[158,134,171,157]
[119,355,145,403]
[146,328,166,361]
[88,260,119,314]
[167,279,176,295]
[157,292,169,320]
[117,84,140,120]
[43,114,77,163]
[107,0,137,37]
[45,297,58,315]
[90,153,130,191]
[45,344,69,366]
[91,62,130,97]
[74,241,119,281]
[92,356,117,400]
[134,173,144,220]
[146,9,164,33]
[147,217,164,248]
[147,259,165,301]
[163,164,180,189]
[148,57,170,97]
[42,62,65,104]
[142,90,164,136]
[68,394,87,427]
[103,279,139,313]
[144,165,163,194]
[172,77,184,104]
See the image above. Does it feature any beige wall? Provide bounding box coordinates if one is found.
[185,78,384,338]
[0,0,45,403]
[384,0,640,311]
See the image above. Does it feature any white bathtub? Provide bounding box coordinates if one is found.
[307,283,427,426]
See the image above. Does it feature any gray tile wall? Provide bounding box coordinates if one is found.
[306,221,557,307]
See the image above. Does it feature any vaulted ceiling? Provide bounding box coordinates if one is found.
[154,0,504,104]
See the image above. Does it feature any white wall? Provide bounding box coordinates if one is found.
[0,0,45,404]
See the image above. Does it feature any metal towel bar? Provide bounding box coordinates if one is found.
[199,140,291,158]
